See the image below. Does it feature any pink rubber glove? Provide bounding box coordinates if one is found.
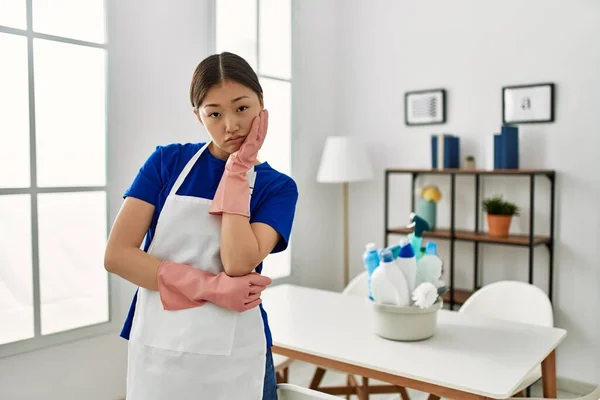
[209,109,269,217]
[156,260,272,312]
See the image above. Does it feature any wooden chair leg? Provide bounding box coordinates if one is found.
[276,366,289,384]
[346,375,352,400]
[310,367,326,390]
[397,386,411,400]
[427,395,441,400]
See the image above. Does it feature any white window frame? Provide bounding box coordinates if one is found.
[0,0,118,359]
[209,0,296,285]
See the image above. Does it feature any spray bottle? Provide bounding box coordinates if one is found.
[407,213,430,260]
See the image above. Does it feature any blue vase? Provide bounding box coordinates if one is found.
[418,199,437,230]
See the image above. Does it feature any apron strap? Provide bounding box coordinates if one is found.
[248,166,256,196]
[169,142,210,197]
[169,141,258,198]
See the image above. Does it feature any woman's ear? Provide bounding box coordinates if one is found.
[193,108,204,126]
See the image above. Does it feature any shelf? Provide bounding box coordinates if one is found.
[442,288,472,305]
[387,227,551,246]
[386,168,555,177]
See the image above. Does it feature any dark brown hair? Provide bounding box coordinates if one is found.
[189,52,263,109]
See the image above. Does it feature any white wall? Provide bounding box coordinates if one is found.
[291,0,342,290]
[0,1,212,399]
[331,0,600,385]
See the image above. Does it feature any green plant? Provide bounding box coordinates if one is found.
[465,155,475,162]
[482,195,520,216]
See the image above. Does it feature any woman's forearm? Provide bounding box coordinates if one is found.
[104,246,162,291]
[220,214,262,277]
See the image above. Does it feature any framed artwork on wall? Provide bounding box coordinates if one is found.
[405,89,446,126]
[502,83,555,124]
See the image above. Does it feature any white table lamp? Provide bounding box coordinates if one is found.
[317,136,373,287]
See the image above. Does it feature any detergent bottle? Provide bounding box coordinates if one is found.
[407,213,430,260]
[370,249,410,306]
[416,242,443,286]
[396,241,418,295]
[388,243,402,259]
[362,242,380,300]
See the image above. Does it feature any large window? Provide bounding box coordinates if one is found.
[0,0,110,356]
[215,0,293,279]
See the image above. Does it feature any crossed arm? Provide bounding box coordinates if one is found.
[104,197,280,288]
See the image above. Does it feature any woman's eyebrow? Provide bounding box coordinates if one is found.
[204,96,250,108]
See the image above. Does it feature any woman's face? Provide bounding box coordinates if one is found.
[195,80,263,158]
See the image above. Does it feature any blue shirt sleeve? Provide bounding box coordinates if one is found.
[123,146,166,205]
[250,178,299,253]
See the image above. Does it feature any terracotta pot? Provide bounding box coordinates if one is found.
[487,214,512,238]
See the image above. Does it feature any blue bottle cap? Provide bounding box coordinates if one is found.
[398,243,414,258]
[381,249,394,263]
[425,242,437,255]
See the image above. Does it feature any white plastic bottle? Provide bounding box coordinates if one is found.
[395,241,418,295]
[370,249,410,306]
[416,242,443,286]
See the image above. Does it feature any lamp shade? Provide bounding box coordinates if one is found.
[317,136,374,183]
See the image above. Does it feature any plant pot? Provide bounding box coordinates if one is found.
[464,160,475,170]
[372,300,443,341]
[487,214,513,238]
[418,199,437,230]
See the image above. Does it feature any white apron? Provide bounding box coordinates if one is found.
[126,142,266,400]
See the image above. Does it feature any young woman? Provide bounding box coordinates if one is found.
[104,52,298,400]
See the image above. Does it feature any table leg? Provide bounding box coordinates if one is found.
[541,350,557,398]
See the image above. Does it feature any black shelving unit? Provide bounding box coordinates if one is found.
[384,168,556,310]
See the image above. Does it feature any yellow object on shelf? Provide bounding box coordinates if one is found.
[421,185,442,203]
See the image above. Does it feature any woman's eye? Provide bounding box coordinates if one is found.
[237,106,248,112]
[209,112,221,118]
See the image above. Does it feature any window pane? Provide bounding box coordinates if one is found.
[259,0,291,79]
[38,191,108,335]
[0,33,30,188]
[0,0,27,29]
[259,78,291,176]
[216,0,257,70]
[34,39,106,187]
[32,0,105,43]
[0,195,34,345]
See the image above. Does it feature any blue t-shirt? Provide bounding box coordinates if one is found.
[119,142,298,348]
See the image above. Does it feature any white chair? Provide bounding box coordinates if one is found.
[514,386,600,400]
[277,383,341,399]
[459,280,554,397]
[426,281,554,400]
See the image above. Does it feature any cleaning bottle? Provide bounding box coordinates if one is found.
[388,243,402,259]
[362,242,380,300]
[370,249,410,306]
[407,213,430,261]
[395,241,418,295]
[416,242,443,286]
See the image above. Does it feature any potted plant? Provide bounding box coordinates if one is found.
[482,195,520,238]
[464,155,476,170]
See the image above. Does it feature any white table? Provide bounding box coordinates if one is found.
[262,284,566,400]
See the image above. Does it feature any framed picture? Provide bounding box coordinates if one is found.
[405,89,446,126]
[502,83,555,124]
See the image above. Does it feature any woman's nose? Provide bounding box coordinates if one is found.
[224,116,240,133]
